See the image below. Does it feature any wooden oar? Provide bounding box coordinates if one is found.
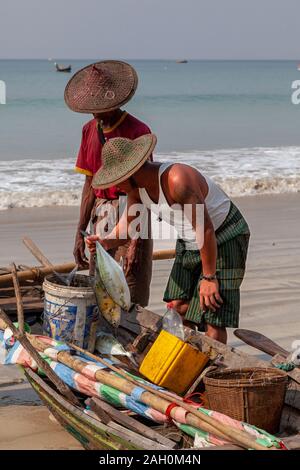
[234,329,289,359]
[23,236,52,267]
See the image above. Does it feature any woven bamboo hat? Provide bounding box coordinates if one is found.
[64,60,138,113]
[92,135,157,189]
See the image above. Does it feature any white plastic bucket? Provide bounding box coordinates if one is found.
[43,274,98,349]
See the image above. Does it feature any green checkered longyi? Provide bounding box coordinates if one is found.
[163,202,250,329]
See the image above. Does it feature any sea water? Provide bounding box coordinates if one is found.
[1,59,300,209]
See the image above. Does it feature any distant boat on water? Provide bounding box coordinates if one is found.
[54,62,72,73]
[176,60,188,63]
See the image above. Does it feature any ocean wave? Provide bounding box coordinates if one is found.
[1,146,300,209]
[1,177,299,210]
[215,176,300,197]
[0,190,82,210]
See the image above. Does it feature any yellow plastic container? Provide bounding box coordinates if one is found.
[139,330,209,395]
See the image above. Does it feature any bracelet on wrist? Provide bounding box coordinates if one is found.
[202,274,217,281]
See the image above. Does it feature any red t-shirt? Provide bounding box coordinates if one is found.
[75,112,152,199]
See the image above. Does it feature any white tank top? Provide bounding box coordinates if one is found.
[138,163,231,250]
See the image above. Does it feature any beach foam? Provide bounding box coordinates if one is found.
[1,146,300,210]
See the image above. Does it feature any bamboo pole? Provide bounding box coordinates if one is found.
[10,263,24,334]
[23,236,175,266]
[0,238,175,287]
[0,262,80,286]
[0,309,80,406]
[152,249,175,260]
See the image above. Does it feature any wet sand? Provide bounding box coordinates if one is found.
[1,193,300,448]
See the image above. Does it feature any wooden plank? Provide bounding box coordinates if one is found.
[285,384,300,410]
[90,397,176,448]
[0,285,42,297]
[188,332,272,368]
[107,421,170,450]
[0,297,43,315]
[87,398,111,424]
[131,331,152,353]
[120,305,163,336]
[280,405,300,433]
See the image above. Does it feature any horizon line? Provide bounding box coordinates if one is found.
[0,58,300,62]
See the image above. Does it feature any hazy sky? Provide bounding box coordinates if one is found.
[1,0,300,59]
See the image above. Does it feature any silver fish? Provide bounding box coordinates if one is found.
[95,332,135,363]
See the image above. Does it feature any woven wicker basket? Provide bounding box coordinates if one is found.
[203,368,288,433]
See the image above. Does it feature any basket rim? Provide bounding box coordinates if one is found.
[203,367,288,388]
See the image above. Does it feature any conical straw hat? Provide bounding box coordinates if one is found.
[64,60,138,113]
[92,135,157,190]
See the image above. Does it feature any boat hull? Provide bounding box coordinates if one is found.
[23,306,300,450]
[25,369,143,450]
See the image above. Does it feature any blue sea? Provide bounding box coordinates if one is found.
[1,59,300,209]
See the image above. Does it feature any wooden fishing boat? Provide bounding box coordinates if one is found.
[22,305,300,450]
[1,237,299,450]
[55,63,72,73]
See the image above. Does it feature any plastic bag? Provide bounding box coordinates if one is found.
[162,306,185,340]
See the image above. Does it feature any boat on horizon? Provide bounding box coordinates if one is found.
[54,62,72,73]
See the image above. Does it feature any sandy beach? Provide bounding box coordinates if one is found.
[1,193,300,449]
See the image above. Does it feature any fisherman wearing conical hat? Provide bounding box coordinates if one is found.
[65,61,153,306]
[86,135,250,344]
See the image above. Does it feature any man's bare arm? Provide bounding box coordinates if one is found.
[74,176,95,266]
